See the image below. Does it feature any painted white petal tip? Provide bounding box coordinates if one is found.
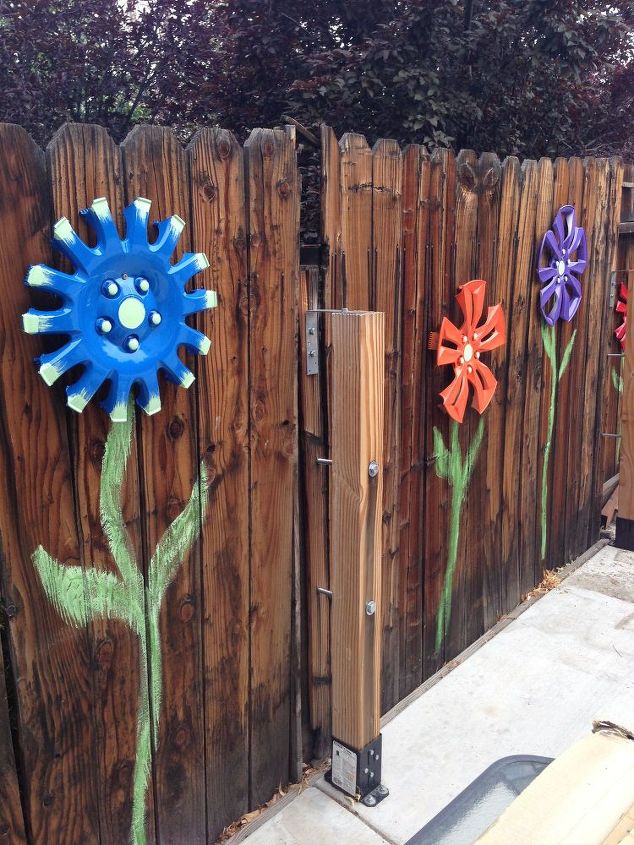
[110,402,128,423]
[170,215,186,234]
[198,336,211,355]
[67,393,89,413]
[142,395,161,416]
[53,217,74,244]
[26,265,51,287]
[196,253,210,271]
[205,290,218,309]
[22,313,41,335]
[39,362,61,386]
[134,197,152,215]
[91,197,111,219]
[181,372,195,389]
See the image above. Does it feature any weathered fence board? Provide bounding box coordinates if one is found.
[298,267,331,761]
[121,125,206,844]
[0,123,106,845]
[398,145,429,698]
[245,128,299,807]
[188,127,251,841]
[422,148,456,677]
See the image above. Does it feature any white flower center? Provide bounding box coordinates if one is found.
[118,297,146,330]
[557,260,566,276]
[463,343,474,363]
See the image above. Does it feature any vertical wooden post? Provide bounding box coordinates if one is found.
[327,309,385,801]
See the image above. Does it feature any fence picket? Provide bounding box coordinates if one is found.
[244,128,299,806]
[0,123,103,845]
[187,127,251,841]
[120,125,206,844]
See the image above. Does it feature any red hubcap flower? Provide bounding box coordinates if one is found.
[615,282,627,352]
[435,279,506,423]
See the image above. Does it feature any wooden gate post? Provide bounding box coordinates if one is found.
[326,309,387,805]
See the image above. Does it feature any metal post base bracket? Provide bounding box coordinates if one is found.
[326,734,389,806]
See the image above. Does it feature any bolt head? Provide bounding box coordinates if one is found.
[368,460,379,478]
[136,277,150,293]
[149,310,162,326]
[103,280,119,298]
[308,327,315,335]
[364,795,377,806]
[97,318,113,334]
[366,600,376,616]
[125,336,140,352]
[364,767,369,774]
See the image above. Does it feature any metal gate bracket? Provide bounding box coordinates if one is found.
[306,311,319,375]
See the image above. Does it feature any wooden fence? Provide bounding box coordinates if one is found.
[0,122,299,845]
[302,127,623,750]
[0,119,625,844]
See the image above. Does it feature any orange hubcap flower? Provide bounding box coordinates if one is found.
[436,279,506,423]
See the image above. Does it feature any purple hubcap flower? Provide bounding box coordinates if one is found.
[537,205,587,326]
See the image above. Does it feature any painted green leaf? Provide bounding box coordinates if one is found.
[147,461,210,607]
[558,329,577,381]
[541,321,557,367]
[433,426,449,480]
[33,546,140,631]
[612,366,624,394]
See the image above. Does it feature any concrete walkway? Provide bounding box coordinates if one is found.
[236,542,634,845]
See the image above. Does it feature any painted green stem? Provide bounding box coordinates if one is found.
[32,406,209,845]
[434,417,485,653]
[539,324,576,561]
[612,366,624,465]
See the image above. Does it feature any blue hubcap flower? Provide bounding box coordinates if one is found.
[21,197,217,421]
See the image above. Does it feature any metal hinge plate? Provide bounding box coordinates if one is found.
[306,312,319,375]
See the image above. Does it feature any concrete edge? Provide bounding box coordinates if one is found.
[221,769,327,844]
[223,537,610,843]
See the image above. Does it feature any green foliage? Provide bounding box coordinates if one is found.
[0,0,631,158]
